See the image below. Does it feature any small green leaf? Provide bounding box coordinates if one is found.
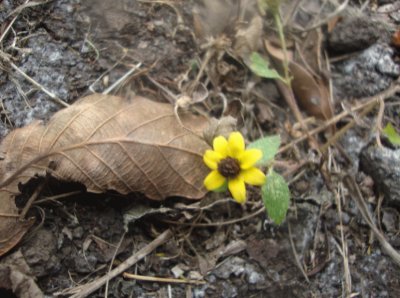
[248,135,281,166]
[249,52,284,81]
[383,123,400,146]
[262,170,290,224]
[189,59,199,72]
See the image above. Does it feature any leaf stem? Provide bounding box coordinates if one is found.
[273,11,290,85]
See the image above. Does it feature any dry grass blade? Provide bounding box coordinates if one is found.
[56,229,173,298]
[122,272,206,285]
[7,0,52,17]
[288,221,310,283]
[279,81,400,154]
[301,0,350,32]
[343,175,400,267]
[0,0,31,43]
[0,51,69,107]
[102,62,142,95]
[334,185,352,296]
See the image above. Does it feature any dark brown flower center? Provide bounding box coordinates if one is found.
[218,157,240,178]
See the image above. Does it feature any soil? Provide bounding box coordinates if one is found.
[0,0,399,297]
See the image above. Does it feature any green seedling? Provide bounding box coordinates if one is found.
[383,123,400,146]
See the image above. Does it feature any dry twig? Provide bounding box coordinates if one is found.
[334,185,352,296]
[102,63,142,95]
[278,82,400,155]
[343,175,400,267]
[123,272,206,285]
[288,221,310,283]
[0,51,69,107]
[104,232,126,298]
[55,229,173,297]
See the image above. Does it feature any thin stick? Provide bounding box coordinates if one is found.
[122,272,206,285]
[146,75,177,104]
[9,59,69,107]
[102,62,142,95]
[105,232,126,298]
[278,82,400,154]
[89,49,128,93]
[7,0,51,17]
[0,212,20,218]
[278,99,375,154]
[288,221,310,283]
[343,176,400,267]
[335,185,352,296]
[320,97,379,152]
[19,179,47,219]
[33,190,82,204]
[163,206,265,227]
[301,0,350,32]
[375,97,385,148]
[55,229,173,297]
[0,0,30,44]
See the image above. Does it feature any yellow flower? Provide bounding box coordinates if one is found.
[203,131,266,204]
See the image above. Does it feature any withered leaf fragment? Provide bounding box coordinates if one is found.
[265,40,333,121]
[193,0,262,61]
[0,94,210,256]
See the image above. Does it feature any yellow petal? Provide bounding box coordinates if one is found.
[204,170,226,191]
[213,136,228,157]
[228,131,245,158]
[203,150,223,170]
[228,176,246,204]
[238,149,262,169]
[241,168,266,186]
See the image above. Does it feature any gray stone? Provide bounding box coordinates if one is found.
[360,145,400,206]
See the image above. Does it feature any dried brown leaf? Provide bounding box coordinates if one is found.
[193,0,262,55]
[234,14,263,59]
[193,0,240,40]
[0,94,210,256]
[265,40,334,120]
[0,250,43,298]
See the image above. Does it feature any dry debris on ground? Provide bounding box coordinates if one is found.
[0,0,399,297]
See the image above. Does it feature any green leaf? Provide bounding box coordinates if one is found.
[248,135,281,166]
[189,59,198,72]
[383,123,400,146]
[248,52,284,81]
[262,170,290,225]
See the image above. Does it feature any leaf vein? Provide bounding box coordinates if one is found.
[116,142,163,198]
[84,145,134,193]
[57,152,105,191]
[157,146,202,193]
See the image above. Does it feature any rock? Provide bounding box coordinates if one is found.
[22,229,61,277]
[332,43,400,98]
[328,16,390,54]
[212,256,265,285]
[74,253,97,273]
[360,145,400,206]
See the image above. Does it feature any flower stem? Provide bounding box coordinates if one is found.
[273,11,291,86]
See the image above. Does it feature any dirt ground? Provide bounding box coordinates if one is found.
[0,0,399,297]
